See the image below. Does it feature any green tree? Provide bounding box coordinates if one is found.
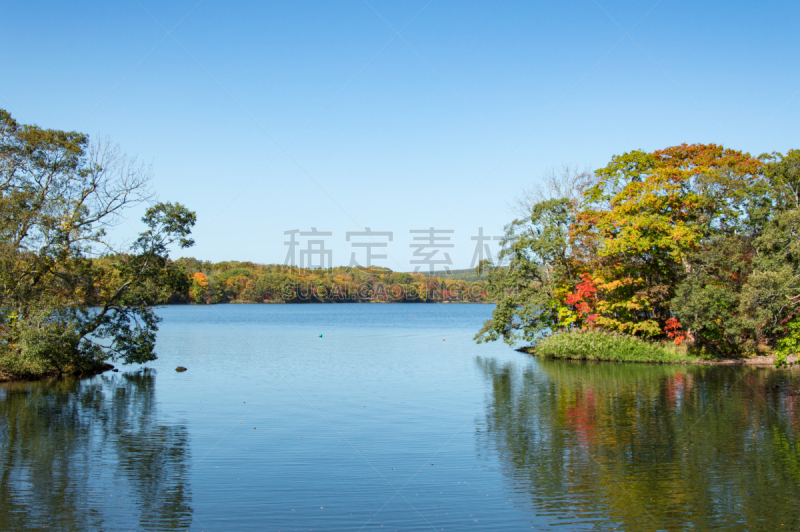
[742,150,800,364]
[475,198,576,345]
[0,110,195,377]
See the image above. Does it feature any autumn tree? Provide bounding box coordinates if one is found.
[477,144,800,364]
[189,272,209,303]
[578,144,763,341]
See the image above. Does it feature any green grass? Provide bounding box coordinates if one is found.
[527,330,699,364]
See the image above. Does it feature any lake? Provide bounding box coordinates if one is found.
[1,304,799,531]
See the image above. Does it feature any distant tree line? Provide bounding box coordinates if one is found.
[171,260,494,304]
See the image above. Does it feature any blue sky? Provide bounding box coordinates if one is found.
[2,0,799,270]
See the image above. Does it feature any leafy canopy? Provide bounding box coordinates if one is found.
[0,109,195,376]
[477,144,800,364]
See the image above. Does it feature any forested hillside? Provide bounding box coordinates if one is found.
[172,259,493,304]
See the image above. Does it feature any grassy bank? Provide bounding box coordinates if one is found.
[523,330,699,364]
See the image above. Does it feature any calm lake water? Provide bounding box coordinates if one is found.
[2,304,800,531]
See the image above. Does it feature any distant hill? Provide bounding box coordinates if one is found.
[171,259,494,304]
[419,268,487,282]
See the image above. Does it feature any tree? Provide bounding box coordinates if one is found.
[0,110,195,377]
[742,150,800,365]
[477,143,800,365]
[475,197,578,345]
[189,272,209,303]
[577,144,762,339]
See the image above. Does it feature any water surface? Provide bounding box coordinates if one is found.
[1,304,799,531]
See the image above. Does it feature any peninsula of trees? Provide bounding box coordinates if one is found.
[477,144,800,366]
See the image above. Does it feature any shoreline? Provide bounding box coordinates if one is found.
[0,362,116,384]
[518,347,799,367]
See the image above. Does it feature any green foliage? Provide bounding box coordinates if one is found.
[475,199,574,345]
[0,109,195,378]
[478,144,800,365]
[671,235,753,357]
[532,330,691,363]
[775,317,800,368]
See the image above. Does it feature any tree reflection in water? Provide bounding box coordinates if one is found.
[0,370,192,531]
[476,357,800,531]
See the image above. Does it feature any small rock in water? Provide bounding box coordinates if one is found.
[175,366,187,372]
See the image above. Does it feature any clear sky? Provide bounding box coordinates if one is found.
[2,0,799,270]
